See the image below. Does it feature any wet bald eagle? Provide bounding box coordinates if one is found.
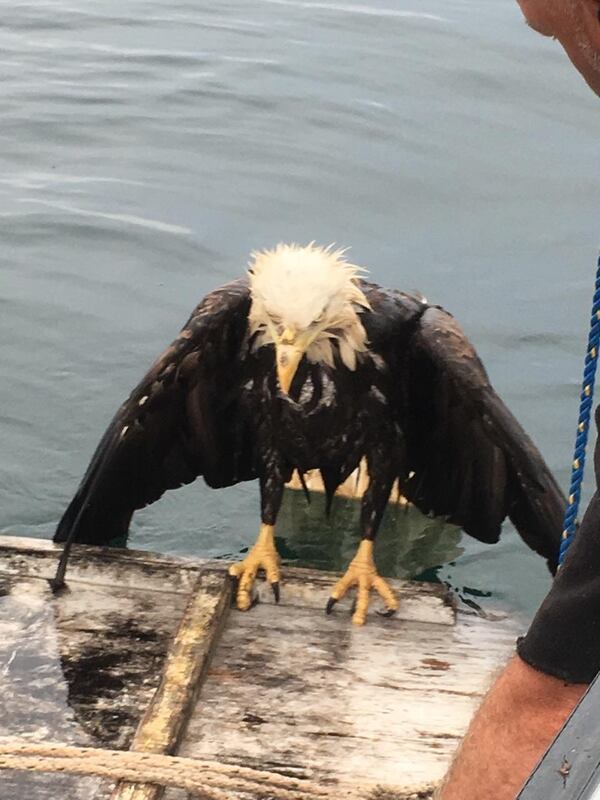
[53,244,565,622]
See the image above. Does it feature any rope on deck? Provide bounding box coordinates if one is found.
[0,740,349,799]
[558,252,600,567]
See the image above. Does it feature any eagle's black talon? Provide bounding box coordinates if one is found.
[229,575,239,605]
[48,578,68,596]
[326,597,337,615]
[350,598,357,616]
[250,593,260,609]
[272,582,280,603]
[376,608,397,619]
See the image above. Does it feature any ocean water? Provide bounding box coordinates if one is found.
[1,0,599,623]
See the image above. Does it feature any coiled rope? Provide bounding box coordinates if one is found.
[558,252,600,567]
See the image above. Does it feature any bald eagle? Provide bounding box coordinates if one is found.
[53,244,565,623]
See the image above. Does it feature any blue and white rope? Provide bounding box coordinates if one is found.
[558,252,600,567]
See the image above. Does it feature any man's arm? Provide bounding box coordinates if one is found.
[438,656,586,800]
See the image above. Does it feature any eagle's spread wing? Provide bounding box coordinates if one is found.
[54,279,255,546]
[401,305,565,571]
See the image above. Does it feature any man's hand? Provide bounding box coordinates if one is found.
[517,0,600,96]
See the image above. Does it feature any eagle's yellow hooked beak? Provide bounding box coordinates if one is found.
[276,328,304,395]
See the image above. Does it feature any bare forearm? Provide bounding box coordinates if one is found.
[437,655,586,800]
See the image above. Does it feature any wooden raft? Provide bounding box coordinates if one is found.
[0,535,519,799]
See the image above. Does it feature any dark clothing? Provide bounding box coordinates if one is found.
[517,407,600,684]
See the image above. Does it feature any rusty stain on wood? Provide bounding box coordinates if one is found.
[421,658,451,671]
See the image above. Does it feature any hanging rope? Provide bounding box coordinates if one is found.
[558,252,600,567]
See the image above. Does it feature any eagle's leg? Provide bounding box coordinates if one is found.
[326,471,398,626]
[228,523,280,610]
[228,473,283,611]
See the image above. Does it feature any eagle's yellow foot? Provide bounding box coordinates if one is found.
[228,524,281,611]
[326,539,398,626]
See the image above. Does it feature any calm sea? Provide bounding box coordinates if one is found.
[1,0,599,623]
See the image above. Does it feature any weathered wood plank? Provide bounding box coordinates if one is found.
[110,572,231,800]
[0,572,189,799]
[0,537,514,800]
[0,536,218,800]
[0,535,203,594]
[0,536,454,624]
[165,601,516,799]
[0,575,113,799]
[232,566,456,626]
[0,576,186,747]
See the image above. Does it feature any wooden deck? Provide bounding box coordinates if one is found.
[0,535,519,799]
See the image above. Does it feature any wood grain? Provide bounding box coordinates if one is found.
[165,576,517,798]
[0,535,203,594]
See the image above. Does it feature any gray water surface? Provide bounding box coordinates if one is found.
[1,0,599,622]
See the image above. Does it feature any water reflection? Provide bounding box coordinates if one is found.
[277,489,463,578]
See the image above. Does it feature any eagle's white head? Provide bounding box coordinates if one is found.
[248,243,370,394]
